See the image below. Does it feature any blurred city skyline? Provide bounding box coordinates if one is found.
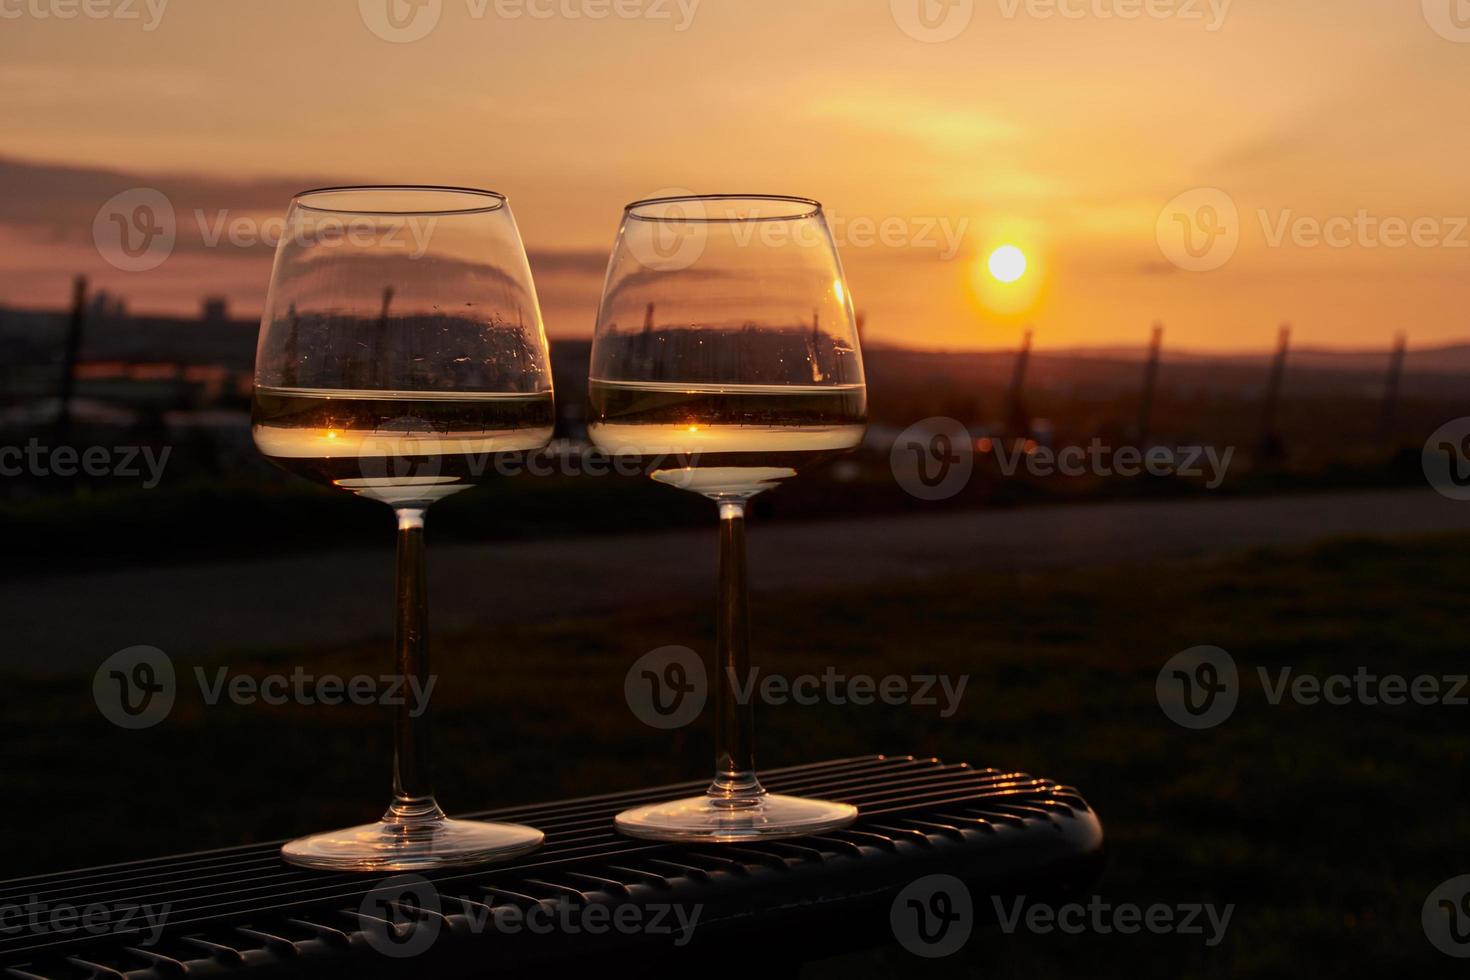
[4,0,1470,352]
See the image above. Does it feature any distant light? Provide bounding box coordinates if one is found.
[976,437,993,453]
[988,245,1027,283]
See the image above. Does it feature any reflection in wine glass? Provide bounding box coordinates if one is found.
[252,186,552,870]
[588,194,867,841]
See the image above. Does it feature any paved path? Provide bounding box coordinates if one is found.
[9,489,1469,674]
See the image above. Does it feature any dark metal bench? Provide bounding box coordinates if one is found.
[0,755,1104,978]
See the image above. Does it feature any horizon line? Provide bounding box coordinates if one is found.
[2,300,1461,359]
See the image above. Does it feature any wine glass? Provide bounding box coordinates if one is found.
[252,186,553,870]
[588,194,867,841]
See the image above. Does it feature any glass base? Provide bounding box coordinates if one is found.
[614,793,857,843]
[281,807,544,871]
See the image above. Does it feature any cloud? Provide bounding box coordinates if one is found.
[0,155,332,245]
[527,250,609,276]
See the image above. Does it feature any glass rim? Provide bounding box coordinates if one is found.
[624,193,823,223]
[291,185,508,216]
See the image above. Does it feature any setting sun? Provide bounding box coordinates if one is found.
[988,245,1028,284]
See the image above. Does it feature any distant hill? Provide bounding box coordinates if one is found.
[859,344,1468,401]
[869,341,1470,375]
[1035,343,1470,375]
[4,304,1466,404]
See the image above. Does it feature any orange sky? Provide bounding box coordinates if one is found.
[3,0,1469,352]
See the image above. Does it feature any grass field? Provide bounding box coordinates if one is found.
[6,532,1469,976]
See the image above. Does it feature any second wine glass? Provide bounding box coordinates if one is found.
[588,194,867,842]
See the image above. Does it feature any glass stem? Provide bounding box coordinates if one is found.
[708,500,766,806]
[387,506,442,826]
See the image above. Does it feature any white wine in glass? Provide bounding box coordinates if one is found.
[254,386,554,503]
[588,194,867,842]
[252,186,552,870]
[587,380,865,496]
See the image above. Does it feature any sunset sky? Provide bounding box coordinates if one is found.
[4,0,1469,351]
